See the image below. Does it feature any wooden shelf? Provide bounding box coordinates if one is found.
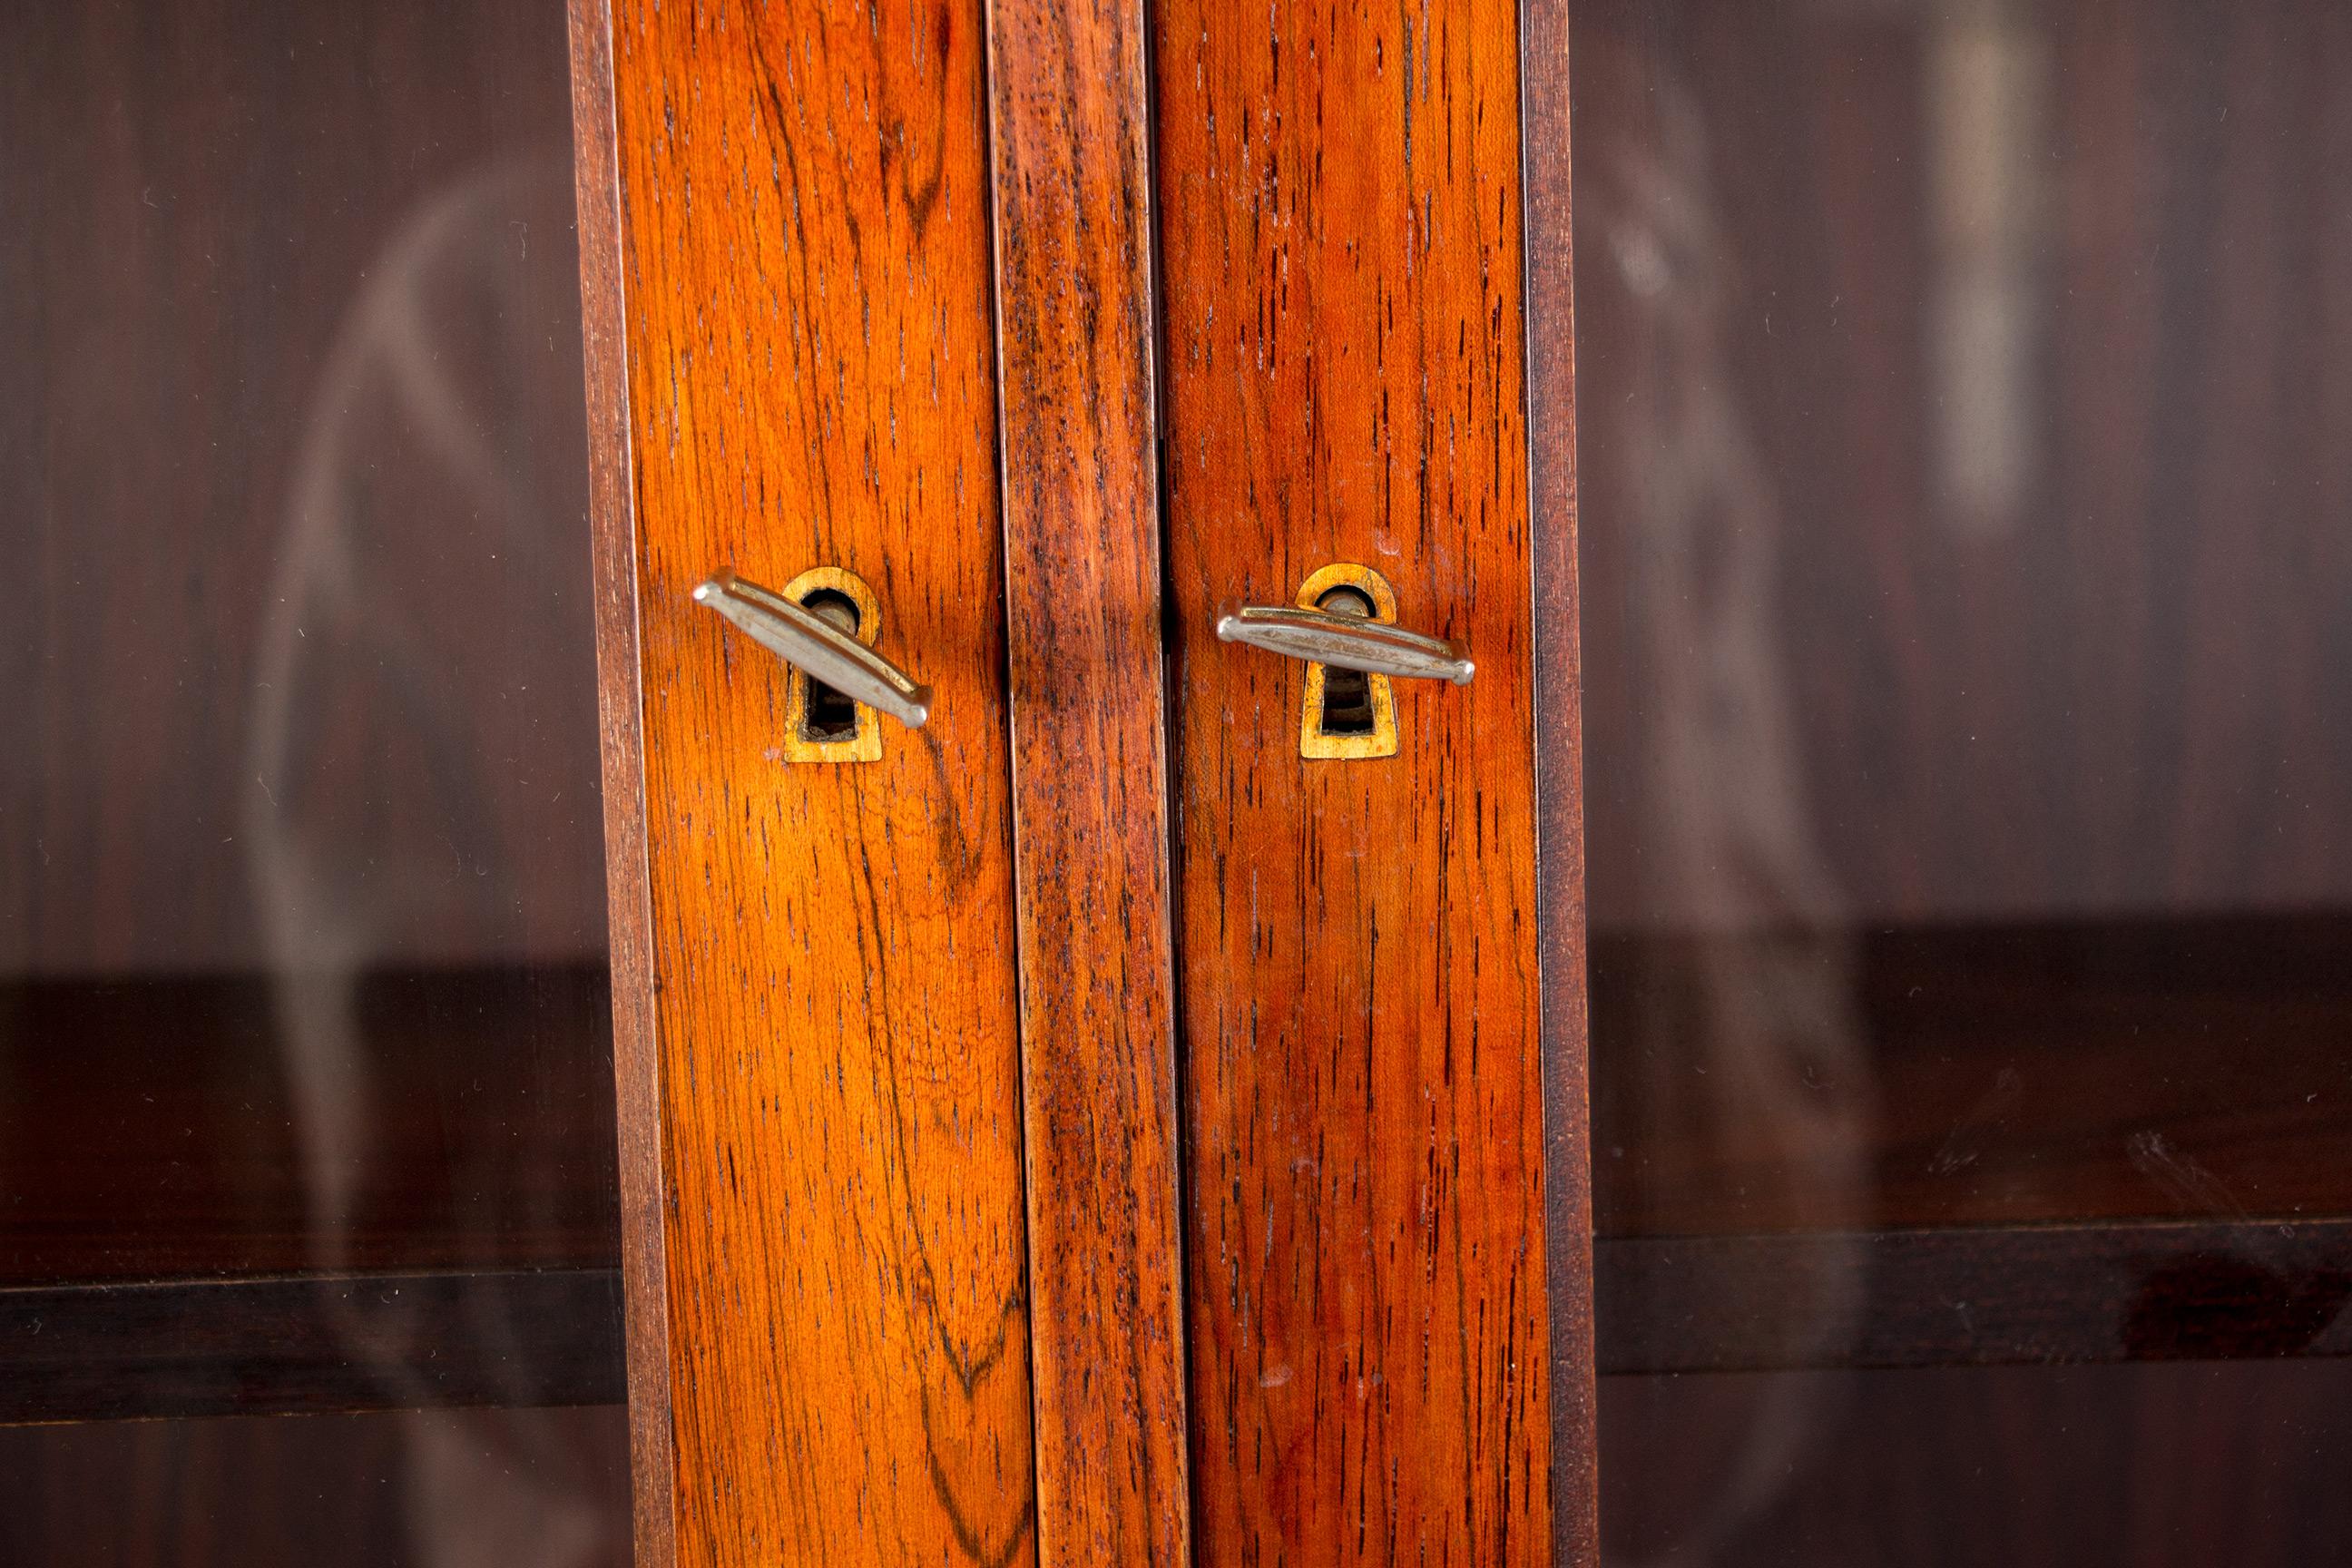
[17,1218,2349,1420]
[0,1267,622,1424]
[1592,912,2352,1236]
[1597,1218,2352,1376]
[0,965,624,1424]
[1591,914,2352,1377]
[14,925,2352,1415]
[0,965,620,1285]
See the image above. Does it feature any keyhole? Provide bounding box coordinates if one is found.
[1315,586,1377,736]
[799,588,862,741]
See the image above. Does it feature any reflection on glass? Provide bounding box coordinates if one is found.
[3,0,623,1557]
[1571,0,2352,1560]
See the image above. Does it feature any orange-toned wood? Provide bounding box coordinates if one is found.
[982,0,1193,1562]
[1152,0,1558,1559]
[575,3,1037,1564]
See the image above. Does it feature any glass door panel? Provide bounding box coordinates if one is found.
[1566,0,2352,1559]
[2,0,626,1556]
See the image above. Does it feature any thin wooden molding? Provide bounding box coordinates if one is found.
[982,0,1195,1560]
[1523,0,1602,1562]
[565,5,674,1564]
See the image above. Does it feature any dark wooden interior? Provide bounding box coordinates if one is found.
[3,0,605,982]
[1576,0,2352,939]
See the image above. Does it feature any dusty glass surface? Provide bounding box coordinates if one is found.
[1569,0,2352,1560]
[1,0,625,1555]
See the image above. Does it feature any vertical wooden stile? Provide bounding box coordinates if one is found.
[571,2,1042,1563]
[564,5,675,1563]
[1523,0,1602,1560]
[1150,0,1573,1558]
[980,0,1196,1562]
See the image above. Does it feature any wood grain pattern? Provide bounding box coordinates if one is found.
[1523,0,1602,1561]
[583,3,1037,1563]
[981,0,1193,1561]
[1152,0,1555,1559]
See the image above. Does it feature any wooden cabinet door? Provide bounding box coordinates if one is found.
[571,4,1041,1563]
[1149,0,1589,1563]
[573,0,1590,1563]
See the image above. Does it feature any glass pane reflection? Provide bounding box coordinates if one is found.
[1,0,624,1555]
[1571,0,2352,1560]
